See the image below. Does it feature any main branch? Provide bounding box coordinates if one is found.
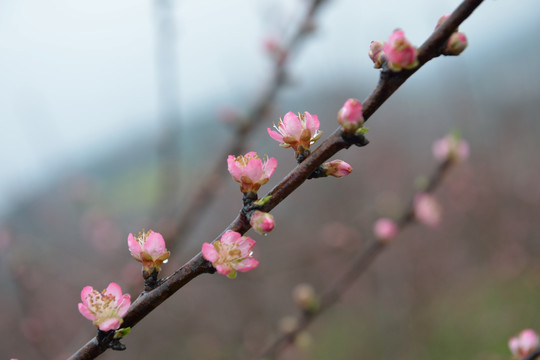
[68,0,484,358]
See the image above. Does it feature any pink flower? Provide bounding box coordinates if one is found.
[337,99,364,132]
[78,282,131,331]
[383,29,418,72]
[322,160,352,178]
[373,218,398,243]
[368,41,385,69]
[202,231,259,278]
[432,134,470,163]
[414,193,442,228]
[127,230,170,272]
[250,211,275,235]
[227,152,277,194]
[509,329,539,358]
[444,32,468,55]
[267,112,322,154]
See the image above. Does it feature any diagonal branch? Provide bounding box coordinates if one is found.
[67,0,484,358]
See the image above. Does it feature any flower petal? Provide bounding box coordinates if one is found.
[78,302,95,321]
[99,318,122,331]
[282,112,302,139]
[267,128,284,142]
[236,257,259,272]
[104,282,122,299]
[202,242,219,263]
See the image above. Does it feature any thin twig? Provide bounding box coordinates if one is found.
[166,0,329,252]
[67,1,484,358]
[255,158,453,359]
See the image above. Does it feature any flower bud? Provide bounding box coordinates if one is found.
[509,329,539,358]
[127,230,170,274]
[292,283,319,312]
[337,98,364,133]
[373,218,398,243]
[444,32,468,56]
[432,134,470,163]
[368,40,385,69]
[414,193,442,228]
[383,29,418,72]
[322,160,352,178]
[250,211,275,235]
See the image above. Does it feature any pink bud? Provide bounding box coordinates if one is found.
[373,218,398,243]
[435,14,451,30]
[414,193,442,228]
[78,282,131,331]
[227,152,278,194]
[268,111,322,154]
[368,40,385,69]
[250,211,275,235]
[322,160,352,178]
[432,134,470,163]
[202,231,259,279]
[383,29,418,72]
[127,230,170,272]
[509,329,539,357]
[337,98,364,132]
[444,32,468,55]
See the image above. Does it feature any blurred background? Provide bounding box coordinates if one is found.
[1,0,540,359]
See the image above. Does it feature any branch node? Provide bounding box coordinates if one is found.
[341,132,369,147]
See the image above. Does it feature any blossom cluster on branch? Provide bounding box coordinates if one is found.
[64,2,517,359]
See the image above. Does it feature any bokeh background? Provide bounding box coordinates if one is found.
[1,0,540,359]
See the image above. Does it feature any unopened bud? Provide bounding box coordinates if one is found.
[444,32,468,56]
[383,29,418,72]
[368,40,385,69]
[373,218,398,243]
[292,283,319,312]
[250,211,275,235]
[322,160,352,178]
[414,193,442,228]
[337,98,364,133]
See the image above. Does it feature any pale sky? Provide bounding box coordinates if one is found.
[0,0,539,217]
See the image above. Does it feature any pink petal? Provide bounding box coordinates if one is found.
[282,112,302,139]
[78,303,95,321]
[117,294,131,317]
[509,337,520,355]
[245,157,263,183]
[80,286,94,303]
[263,157,278,178]
[144,231,167,259]
[104,282,122,299]
[215,264,231,275]
[304,112,320,134]
[227,155,242,180]
[99,318,121,331]
[127,233,142,259]
[267,128,283,142]
[202,242,219,263]
[221,231,241,246]
[237,258,259,272]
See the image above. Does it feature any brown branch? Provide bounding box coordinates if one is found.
[255,158,453,359]
[67,0,484,358]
